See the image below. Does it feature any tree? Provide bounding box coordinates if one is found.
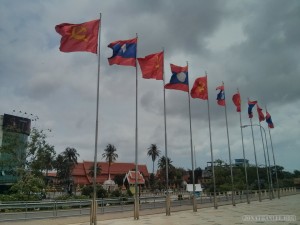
[188,167,202,184]
[10,172,45,200]
[0,127,55,185]
[27,128,56,182]
[157,156,174,188]
[147,144,161,175]
[158,156,173,171]
[114,173,126,186]
[102,144,118,180]
[55,147,79,194]
[88,163,102,178]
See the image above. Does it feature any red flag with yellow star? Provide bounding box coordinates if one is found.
[190,76,208,100]
[55,19,100,54]
[137,51,163,80]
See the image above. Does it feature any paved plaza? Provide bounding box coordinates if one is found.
[3,194,299,225]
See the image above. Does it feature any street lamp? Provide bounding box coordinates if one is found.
[241,124,274,200]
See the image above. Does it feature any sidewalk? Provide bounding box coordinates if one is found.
[2,194,299,225]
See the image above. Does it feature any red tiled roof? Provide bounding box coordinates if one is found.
[125,171,145,184]
[72,161,149,186]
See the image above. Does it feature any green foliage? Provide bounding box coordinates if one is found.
[88,163,102,178]
[97,186,108,198]
[110,189,122,197]
[54,147,79,194]
[27,128,56,179]
[114,174,126,186]
[149,173,155,190]
[54,194,89,200]
[10,172,45,197]
[102,144,118,180]
[81,185,108,198]
[188,167,202,184]
[147,144,161,174]
[0,193,43,202]
[126,189,133,197]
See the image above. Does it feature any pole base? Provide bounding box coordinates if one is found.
[166,195,171,216]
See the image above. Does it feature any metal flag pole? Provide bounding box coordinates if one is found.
[258,120,272,200]
[268,127,280,199]
[259,123,273,199]
[134,33,139,220]
[237,89,250,204]
[265,107,280,199]
[91,13,102,225]
[249,117,262,202]
[162,49,171,216]
[187,62,197,212]
[206,72,217,209]
[194,146,197,169]
[223,82,235,206]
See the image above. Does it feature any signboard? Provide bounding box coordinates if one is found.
[2,114,31,135]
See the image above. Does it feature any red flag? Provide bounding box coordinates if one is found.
[216,84,225,106]
[190,76,208,100]
[55,19,100,54]
[232,92,241,112]
[257,104,265,122]
[137,51,163,80]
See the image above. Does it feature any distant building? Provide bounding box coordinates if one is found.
[0,114,31,189]
[234,159,249,167]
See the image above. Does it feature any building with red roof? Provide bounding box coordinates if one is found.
[72,161,149,187]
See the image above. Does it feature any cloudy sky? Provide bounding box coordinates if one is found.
[1,0,299,173]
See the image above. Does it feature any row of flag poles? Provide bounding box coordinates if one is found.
[55,17,278,224]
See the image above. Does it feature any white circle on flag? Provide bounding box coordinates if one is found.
[177,72,186,82]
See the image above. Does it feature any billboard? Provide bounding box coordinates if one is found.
[2,114,31,136]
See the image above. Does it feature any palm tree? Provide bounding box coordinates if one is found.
[102,144,118,180]
[63,147,79,165]
[55,147,79,194]
[158,156,174,187]
[147,144,161,174]
[158,156,173,171]
[88,163,102,178]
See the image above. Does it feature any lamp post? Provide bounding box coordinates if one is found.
[241,124,273,199]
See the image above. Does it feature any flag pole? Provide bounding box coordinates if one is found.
[134,33,139,220]
[163,49,171,216]
[259,123,273,199]
[249,106,262,202]
[257,118,272,200]
[187,62,197,212]
[262,123,274,199]
[206,72,217,209]
[91,13,102,225]
[223,82,235,206]
[266,106,280,199]
[237,89,250,204]
[194,146,197,169]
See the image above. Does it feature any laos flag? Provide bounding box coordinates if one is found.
[248,100,257,118]
[266,111,274,128]
[108,37,137,67]
[164,64,189,92]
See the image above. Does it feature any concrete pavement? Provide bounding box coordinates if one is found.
[2,194,299,225]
